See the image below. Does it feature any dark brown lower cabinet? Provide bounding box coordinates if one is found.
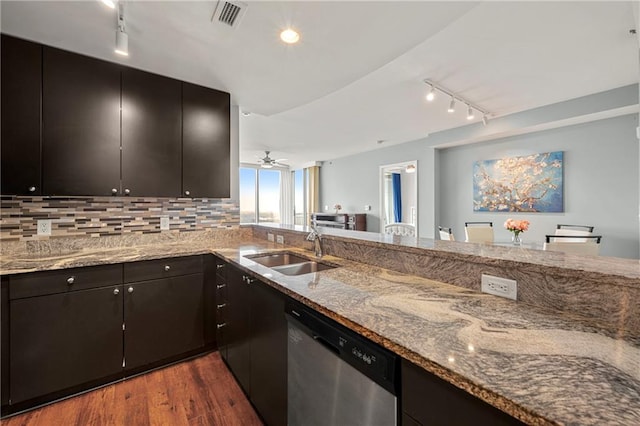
[401,359,524,425]
[9,285,124,405]
[221,264,288,426]
[124,274,204,371]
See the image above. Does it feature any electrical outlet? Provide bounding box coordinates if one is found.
[324,205,329,211]
[481,274,517,300]
[160,216,170,230]
[267,233,275,242]
[276,235,284,244]
[37,219,52,236]
[364,205,371,211]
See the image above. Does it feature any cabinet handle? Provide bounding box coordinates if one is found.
[217,303,227,309]
[111,188,118,195]
[216,323,226,329]
[216,284,226,289]
[216,264,225,270]
[124,189,131,195]
[113,288,120,295]
[127,286,134,293]
[28,186,36,193]
[67,276,75,285]
[246,277,256,284]
[164,265,171,271]
[184,190,191,196]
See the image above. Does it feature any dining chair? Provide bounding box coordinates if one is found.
[464,222,494,243]
[555,224,594,242]
[543,235,602,256]
[384,223,416,237]
[438,226,455,241]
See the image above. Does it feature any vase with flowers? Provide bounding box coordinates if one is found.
[334,204,342,214]
[504,218,530,246]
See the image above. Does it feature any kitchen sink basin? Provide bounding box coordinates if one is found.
[270,261,336,276]
[245,252,309,267]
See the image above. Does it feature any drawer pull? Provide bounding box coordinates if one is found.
[128,286,134,294]
[216,284,226,289]
[217,303,227,309]
[113,288,120,295]
[67,276,75,285]
[164,265,171,272]
[28,186,36,193]
[216,264,225,270]
[216,323,226,329]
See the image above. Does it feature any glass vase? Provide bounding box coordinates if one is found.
[511,232,522,246]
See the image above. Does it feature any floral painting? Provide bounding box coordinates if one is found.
[473,151,563,212]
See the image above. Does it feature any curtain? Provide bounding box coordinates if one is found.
[305,166,320,226]
[279,169,294,225]
[392,173,402,223]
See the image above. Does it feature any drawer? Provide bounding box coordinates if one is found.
[215,260,227,281]
[9,263,123,300]
[124,255,203,283]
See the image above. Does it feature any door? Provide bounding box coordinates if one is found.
[225,266,251,394]
[9,286,124,404]
[1,35,42,196]
[182,82,231,198]
[124,274,204,370]
[122,68,182,197]
[250,281,288,426]
[42,46,121,196]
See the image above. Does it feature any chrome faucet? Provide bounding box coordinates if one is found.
[306,225,323,258]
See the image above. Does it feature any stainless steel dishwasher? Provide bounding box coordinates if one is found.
[286,302,399,426]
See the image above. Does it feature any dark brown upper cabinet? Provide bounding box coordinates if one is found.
[1,35,42,196]
[122,68,182,197]
[182,82,231,198]
[42,46,121,196]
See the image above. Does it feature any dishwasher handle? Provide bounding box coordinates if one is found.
[313,334,340,356]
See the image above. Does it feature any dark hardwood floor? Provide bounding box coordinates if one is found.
[2,352,263,426]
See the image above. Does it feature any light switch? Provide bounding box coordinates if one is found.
[160,216,170,230]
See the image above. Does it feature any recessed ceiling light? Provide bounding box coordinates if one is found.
[100,0,116,9]
[280,28,300,44]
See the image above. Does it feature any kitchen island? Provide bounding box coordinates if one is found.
[1,227,639,425]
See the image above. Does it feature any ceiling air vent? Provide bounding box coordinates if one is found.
[211,0,248,29]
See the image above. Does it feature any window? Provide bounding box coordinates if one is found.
[239,166,281,224]
[294,169,305,225]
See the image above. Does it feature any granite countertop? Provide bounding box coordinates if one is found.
[2,238,639,425]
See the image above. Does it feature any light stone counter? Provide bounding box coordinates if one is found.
[1,230,639,425]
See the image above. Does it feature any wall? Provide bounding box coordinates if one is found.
[319,144,435,237]
[438,114,639,258]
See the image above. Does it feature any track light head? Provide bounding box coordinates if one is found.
[447,97,456,113]
[114,3,128,56]
[466,105,474,120]
[426,85,435,102]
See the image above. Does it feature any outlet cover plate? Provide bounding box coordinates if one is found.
[37,219,52,236]
[276,235,284,244]
[267,233,275,242]
[160,216,170,230]
[481,274,517,300]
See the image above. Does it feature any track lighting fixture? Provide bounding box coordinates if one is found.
[466,105,475,120]
[115,3,128,56]
[447,97,455,113]
[426,85,435,102]
[423,79,490,124]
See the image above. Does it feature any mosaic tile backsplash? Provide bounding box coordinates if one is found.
[0,196,240,241]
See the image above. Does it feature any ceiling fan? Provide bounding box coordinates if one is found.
[257,151,288,168]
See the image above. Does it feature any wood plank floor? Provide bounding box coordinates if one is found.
[1,352,263,426]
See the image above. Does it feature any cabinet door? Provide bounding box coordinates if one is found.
[225,266,252,394]
[124,274,204,370]
[42,46,121,196]
[401,359,524,425]
[9,286,124,404]
[250,281,288,426]
[182,82,230,198]
[1,35,42,196]
[122,68,182,197]
[203,255,217,349]
[215,260,229,361]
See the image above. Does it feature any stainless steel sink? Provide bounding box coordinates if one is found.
[245,252,309,267]
[270,261,336,276]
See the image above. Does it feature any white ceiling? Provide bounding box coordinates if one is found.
[2,1,638,168]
